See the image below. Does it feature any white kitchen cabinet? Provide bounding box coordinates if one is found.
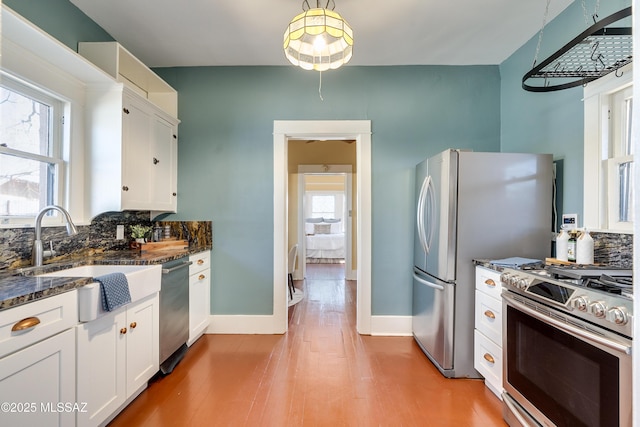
[86,88,179,217]
[81,40,179,218]
[0,291,78,427]
[76,293,159,427]
[188,251,211,346]
[473,266,503,399]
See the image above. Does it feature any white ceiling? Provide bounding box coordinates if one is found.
[69,0,574,68]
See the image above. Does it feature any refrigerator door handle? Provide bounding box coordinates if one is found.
[412,272,445,291]
[417,175,432,254]
[425,176,436,253]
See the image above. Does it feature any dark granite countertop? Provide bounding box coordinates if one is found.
[0,245,211,312]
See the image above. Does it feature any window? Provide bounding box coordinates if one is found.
[0,75,64,221]
[606,86,633,227]
[311,195,336,218]
[583,64,633,232]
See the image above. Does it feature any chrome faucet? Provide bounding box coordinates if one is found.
[32,205,78,267]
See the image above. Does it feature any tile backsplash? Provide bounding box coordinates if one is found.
[0,211,212,270]
[591,231,632,268]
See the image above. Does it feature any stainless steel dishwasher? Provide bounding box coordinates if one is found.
[159,256,192,374]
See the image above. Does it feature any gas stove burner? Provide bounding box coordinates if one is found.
[598,274,633,288]
[547,265,633,281]
[583,277,631,295]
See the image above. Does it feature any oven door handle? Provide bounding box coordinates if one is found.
[504,294,632,355]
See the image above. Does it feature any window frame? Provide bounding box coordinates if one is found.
[583,63,633,232]
[0,73,66,224]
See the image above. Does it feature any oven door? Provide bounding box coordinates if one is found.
[502,292,632,427]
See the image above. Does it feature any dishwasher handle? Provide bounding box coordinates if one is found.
[162,260,193,274]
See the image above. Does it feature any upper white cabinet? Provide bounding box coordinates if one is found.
[80,42,180,217]
[85,88,179,216]
[78,42,177,117]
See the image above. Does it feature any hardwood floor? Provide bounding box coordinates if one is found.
[108,264,505,426]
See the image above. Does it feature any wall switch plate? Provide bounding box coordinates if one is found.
[116,224,125,240]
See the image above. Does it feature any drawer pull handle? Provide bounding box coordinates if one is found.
[198,259,204,265]
[11,317,40,332]
[120,328,127,335]
[130,322,137,329]
[484,310,496,319]
[483,353,495,364]
[484,279,496,287]
[198,274,206,280]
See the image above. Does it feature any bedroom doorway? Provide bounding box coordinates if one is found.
[298,168,353,282]
[273,120,372,335]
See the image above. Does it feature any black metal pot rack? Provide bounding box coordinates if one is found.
[522,6,632,92]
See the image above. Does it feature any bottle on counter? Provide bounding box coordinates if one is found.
[153,222,163,242]
[576,230,594,265]
[567,232,577,262]
[556,230,569,262]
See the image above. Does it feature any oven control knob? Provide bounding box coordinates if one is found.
[516,278,528,290]
[500,272,510,285]
[509,275,519,287]
[572,296,589,312]
[589,301,607,318]
[607,307,629,325]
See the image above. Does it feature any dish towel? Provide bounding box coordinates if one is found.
[96,272,131,311]
[489,257,541,268]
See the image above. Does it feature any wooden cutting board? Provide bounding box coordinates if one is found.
[545,257,574,266]
[140,239,189,252]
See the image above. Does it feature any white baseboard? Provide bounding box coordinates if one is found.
[370,315,413,336]
[206,315,284,334]
[204,314,412,336]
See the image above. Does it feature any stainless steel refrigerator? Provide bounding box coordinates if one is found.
[412,149,552,378]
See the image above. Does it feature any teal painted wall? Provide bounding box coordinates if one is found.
[500,0,631,222]
[155,66,501,315]
[4,0,113,51]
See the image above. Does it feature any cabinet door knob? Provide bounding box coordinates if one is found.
[153,157,159,165]
[198,259,204,265]
[173,134,177,139]
[11,316,41,332]
[130,322,137,329]
[483,353,495,364]
[123,108,130,114]
[122,186,129,191]
[172,192,177,196]
[484,310,496,319]
[484,279,496,287]
[120,328,127,335]
[198,274,206,280]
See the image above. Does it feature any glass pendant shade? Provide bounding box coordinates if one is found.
[283,8,353,71]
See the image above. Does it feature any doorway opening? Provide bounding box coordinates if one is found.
[273,120,372,335]
[298,166,354,284]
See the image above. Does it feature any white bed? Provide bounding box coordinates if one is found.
[305,219,345,262]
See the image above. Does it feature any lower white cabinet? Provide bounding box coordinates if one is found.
[0,291,78,427]
[474,266,503,399]
[76,293,159,427]
[0,328,76,427]
[188,251,211,346]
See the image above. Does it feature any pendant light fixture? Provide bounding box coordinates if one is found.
[283,0,353,71]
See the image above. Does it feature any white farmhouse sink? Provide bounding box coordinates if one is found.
[39,264,161,321]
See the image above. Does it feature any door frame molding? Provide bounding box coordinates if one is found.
[298,166,354,281]
[273,120,372,334]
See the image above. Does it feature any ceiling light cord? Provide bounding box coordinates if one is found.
[319,71,324,101]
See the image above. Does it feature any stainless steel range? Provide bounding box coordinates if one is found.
[500,265,633,427]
